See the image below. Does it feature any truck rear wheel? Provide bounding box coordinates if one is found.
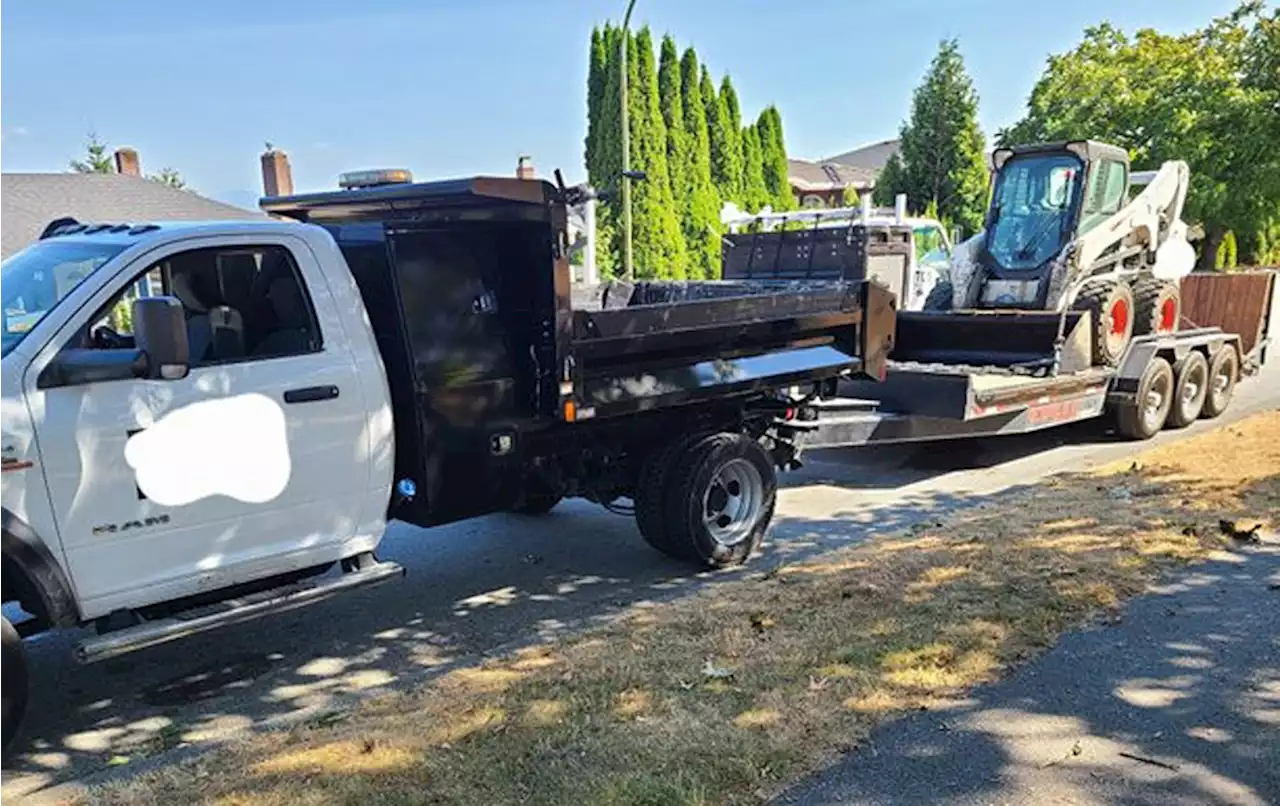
[1115,356,1174,440]
[1166,350,1209,429]
[1200,345,1239,419]
[2,616,28,761]
[1132,277,1181,336]
[1074,279,1135,367]
[663,433,776,568]
[634,433,708,560]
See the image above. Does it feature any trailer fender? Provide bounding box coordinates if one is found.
[2,509,80,629]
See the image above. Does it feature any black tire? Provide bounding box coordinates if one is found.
[1073,279,1135,367]
[923,280,953,311]
[662,433,777,569]
[634,432,709,559]
[1114,356,1175,440]
[511,489,563,516]
[1166,350,1209,429]
[1132,277,1181,336]
[2,616,28,761]
[1200,344,1239,419]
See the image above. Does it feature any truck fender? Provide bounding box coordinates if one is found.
[2,509,80,628]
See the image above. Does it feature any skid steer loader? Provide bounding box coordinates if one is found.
[899,140,1194,374]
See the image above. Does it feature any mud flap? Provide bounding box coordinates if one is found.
[892,309,1094,374]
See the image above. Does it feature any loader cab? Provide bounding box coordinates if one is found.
[983,140,1131,278]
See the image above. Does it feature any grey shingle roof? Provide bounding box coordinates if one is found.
[824,139,902,173]
[2,172,265,258]
[787,159,878,192]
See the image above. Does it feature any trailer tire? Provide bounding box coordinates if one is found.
[1200,345,1239,420]
[1132,277,1181,335]
[1115,356,1175,440]
[1166,350,1209,429]
[923,281,953,311]
[1074,279,1135,367]
[663,433,776,569]
[634,432,710,560]
[2,615,27,761]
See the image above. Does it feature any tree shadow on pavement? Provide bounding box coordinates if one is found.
[774,477,1279,806]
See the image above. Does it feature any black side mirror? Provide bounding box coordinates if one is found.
[36,295,190,389]
[133,296,189,380]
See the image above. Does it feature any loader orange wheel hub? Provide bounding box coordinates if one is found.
[1159,298,1178,332]
[1110,298,1129,336]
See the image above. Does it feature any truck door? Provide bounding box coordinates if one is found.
[23,235,372,619]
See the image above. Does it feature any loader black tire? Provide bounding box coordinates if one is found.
[923,281,954,311]
[634,431,712,560]
[1115,356,1174,440]
[1167,350,1209,429]
[1132,277,1181,336]
[1200,344,1239,420]
[2,615,28,762]
[1073,279,1135,367]
[662,433,776,569]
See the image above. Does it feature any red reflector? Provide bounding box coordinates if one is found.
[784,407,795,421]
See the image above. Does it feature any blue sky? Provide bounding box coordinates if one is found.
[1,0,1242,209]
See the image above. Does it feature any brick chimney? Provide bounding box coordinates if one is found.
[114,148,141,177]
[516,154,536,180]
[261,146,294,197]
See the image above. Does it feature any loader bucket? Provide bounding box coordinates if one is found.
[892,309,1094,374]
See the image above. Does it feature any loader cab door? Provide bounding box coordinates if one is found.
[984,152,1085,275]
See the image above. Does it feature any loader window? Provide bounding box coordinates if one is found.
[1080,159,1128,233]
[985,153,1083,271]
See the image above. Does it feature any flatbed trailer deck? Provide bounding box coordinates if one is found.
[790,321,1270,450]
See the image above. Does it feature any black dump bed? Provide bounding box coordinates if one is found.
[262,176,894,522]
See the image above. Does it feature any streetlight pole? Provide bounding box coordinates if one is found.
[619,0,637,280]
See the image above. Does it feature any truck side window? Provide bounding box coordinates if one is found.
[81,244,321,366]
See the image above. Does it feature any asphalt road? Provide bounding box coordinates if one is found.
[774,543,1280,806]
[5,362,1277,802]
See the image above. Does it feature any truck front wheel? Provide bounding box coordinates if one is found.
[663,433,777,568]
[2,615,28,760]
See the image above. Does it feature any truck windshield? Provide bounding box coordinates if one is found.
[1,240,125,358]
[985,153,1083,271]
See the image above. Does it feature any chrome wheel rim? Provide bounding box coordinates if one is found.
[703,458,765,547]
[1143,370,1172,432]
[1181,361,1206,410]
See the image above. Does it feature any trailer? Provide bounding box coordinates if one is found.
[785,270,1276,451]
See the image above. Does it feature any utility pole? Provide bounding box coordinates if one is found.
[619,0,637,280]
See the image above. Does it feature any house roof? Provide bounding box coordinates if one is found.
[2,172,265,259]
[824,139,901,173]
[787,159,878,192]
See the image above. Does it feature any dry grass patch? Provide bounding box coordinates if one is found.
[87,412,1280,806]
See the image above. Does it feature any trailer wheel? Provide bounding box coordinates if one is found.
[1200,345,1239,420]
[664,433,776,568]
[1132,277,1181,335]
[634,433,709,560]
[923,281,953,311]
[1166,350,1209,429]
[1115,356,1175,440]
[1074,279,1135,367]
[2,616,28,761]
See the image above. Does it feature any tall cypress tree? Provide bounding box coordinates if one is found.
[741,123,769,212]
[720,76,746,204]
[658,35,692,276]
[756,105,794,211]
[588,23,624,277]
[630,27,686,279]
[680,46,721,279]
[585,26,607,183]
[703,67,738,206]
